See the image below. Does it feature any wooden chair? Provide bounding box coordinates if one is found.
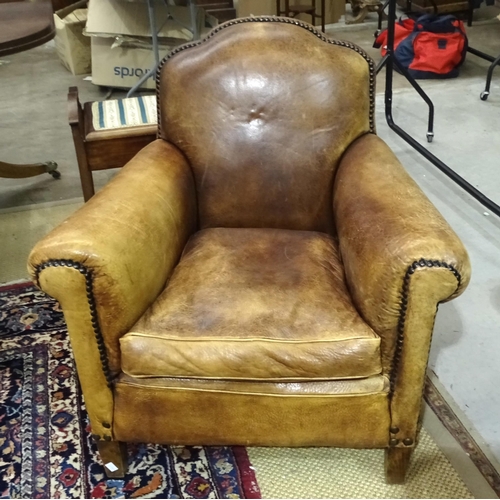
[276,0,326,31]
[68,87,157,201]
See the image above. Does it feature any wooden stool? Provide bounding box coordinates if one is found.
[68,87,157,201]
[276,0,326,32]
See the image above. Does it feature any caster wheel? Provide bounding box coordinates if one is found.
[480,91,489,101]
[426,132,434,143]
[44,161,59,179]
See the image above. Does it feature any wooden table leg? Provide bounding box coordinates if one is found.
[0,160,60,179]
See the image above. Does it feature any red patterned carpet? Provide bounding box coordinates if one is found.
[0,282,261,499]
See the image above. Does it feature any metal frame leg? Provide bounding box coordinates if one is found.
[189,0,199,39]
[392,56,435,141]
[321,0,325,33]
[467,46,500,101]
[383,0,433,142]
[381,0,500,218]
[127,0,160,98]
[384,98,500,218]
[126,0,199,98]
[376,41,435,140]
[467,0,474,27]
[375,0,389,37]
[480,54,500,101]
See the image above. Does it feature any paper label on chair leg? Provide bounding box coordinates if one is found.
[105,462,119,472]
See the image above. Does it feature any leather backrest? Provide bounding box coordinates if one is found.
[158,18,375,233]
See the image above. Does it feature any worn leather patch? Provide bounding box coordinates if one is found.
[159,22,371,233]
[122,228,381,380]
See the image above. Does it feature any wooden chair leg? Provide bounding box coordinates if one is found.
[96,440,128,479]
[0,160,60,179]
[68,87,95,202]
[72,136,95,202]
[385,447,413,484]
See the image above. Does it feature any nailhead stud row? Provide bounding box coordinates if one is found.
[390,259,462,396]
[154,16,377,139]
[35,260,114,388]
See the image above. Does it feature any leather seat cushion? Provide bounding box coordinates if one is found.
[120,228,382,381]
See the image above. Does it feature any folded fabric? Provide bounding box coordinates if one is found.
[91,94,157,130]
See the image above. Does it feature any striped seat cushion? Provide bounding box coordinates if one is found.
[91,95,157,131]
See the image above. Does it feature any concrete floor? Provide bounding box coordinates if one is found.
[0,46,124,208]
[1,5,500,481]
[340,14,500,467]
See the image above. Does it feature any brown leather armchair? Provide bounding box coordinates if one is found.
[28,17,471,484]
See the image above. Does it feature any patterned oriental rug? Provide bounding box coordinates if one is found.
[0,283,261,499]
[3,282,500,499]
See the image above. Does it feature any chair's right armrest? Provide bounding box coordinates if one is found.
[27,140,196,439]
[28,139,196,372]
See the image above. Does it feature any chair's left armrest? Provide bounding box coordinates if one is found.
[334,133,471,338]
[333,133,471,444]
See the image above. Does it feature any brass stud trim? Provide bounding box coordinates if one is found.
[34,260,114,388]
[403,438,414,446]
[390,426,400,434]
[390,259,461,396]
[155,16,377,139]
[389,438,399,446]
[102,422,111,429]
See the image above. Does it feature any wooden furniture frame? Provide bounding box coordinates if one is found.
[276,0,326,31]
[68,87,157,201]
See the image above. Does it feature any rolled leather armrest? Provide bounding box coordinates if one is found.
[28,139,197,376]
[333,133,471,374]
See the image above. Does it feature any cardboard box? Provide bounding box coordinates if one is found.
[237,0,345,26]
[85,0,212,90]
[54,0,91,75]
[90,37,173,90]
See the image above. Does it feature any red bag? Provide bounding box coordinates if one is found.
[375,17,415,56]
[409,28,466,75]
[374,15,468,79]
